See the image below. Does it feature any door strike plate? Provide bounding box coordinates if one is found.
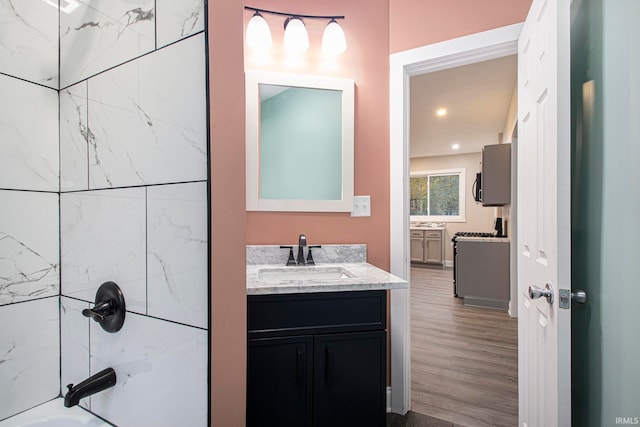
[559,289,571,309]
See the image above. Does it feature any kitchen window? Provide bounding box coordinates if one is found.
[410,168,466,222]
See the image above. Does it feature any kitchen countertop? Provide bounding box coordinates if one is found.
[410,226,446,231]
[456,236,510,242]
[247,262,408,295]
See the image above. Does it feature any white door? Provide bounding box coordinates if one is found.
[517,0,571,426]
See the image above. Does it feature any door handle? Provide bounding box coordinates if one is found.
[529,283,554,304]
[571,290,587,304]
[295,347,303,389]
[324,346,330,385]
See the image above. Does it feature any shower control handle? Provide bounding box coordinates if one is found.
[83,282,126,333]
[82,301,112,323]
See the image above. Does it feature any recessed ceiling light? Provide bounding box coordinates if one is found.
[451,143,460,150]
[436,108,447,117]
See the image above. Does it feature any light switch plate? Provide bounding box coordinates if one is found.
[351,195,371,217]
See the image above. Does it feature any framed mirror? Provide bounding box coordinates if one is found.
[245,70,354,212]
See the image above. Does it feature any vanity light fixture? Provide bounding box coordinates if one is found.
[245,6,346,54]
[246,11,273,50]
[283,17,309,53]
[322,19,347,55]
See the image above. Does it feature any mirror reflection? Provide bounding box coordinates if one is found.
[259,84,342,200]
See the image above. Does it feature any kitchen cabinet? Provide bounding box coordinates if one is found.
[455,239,510,309]
[247,291,386,427]
[410,229,445,268]
[481,143,511,206]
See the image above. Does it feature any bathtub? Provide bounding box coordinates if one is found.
[0,399,110,427]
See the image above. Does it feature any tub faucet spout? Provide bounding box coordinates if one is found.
[64,367,116,408]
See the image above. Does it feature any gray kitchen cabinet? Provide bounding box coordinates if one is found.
[455,239,510,310]
[481,143,511,206]
[410,230,425,262]
[410,229,445,268]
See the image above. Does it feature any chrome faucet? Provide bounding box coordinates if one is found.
[64,367,116,407]
[297,234,307,265]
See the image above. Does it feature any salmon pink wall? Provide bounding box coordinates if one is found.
[390,0,532,53]
[209,0,247,425]
[244,0,391,270]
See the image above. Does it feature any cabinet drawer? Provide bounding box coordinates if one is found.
[248,291,386,338]
[424,230,442,238]
[410,230,424,237]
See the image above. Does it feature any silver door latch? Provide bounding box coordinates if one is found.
[559,289,587,309]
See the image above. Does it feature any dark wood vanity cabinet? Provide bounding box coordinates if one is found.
[247,291,387,427]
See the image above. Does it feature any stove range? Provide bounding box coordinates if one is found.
[451,231,496,296]
[451,231,496,241]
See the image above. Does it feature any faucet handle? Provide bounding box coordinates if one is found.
[306,245,322,266]
[280,246,296,266]
[82,301,112,323]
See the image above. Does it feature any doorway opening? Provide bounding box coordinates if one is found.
[406,54,518,425]
[389,23,523,417]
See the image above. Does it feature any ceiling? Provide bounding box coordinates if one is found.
[410,54,517,158]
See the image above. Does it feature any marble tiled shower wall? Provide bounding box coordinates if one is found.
[0,0,207,425]
[0,64,61,420]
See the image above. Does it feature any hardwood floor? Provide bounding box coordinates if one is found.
[387,411,459,427]
[409,265,518,427]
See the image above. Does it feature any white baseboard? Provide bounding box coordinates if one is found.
[386,386,392,412]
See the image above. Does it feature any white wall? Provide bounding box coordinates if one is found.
[410,152,496,263]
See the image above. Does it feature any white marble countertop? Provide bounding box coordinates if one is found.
[456,236,511,242]
[247,262,408,295]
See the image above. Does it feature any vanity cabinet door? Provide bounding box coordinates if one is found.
[247,336,313,427]
[313,331,386,427]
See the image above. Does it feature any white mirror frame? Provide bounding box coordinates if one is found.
[245,70,355,212]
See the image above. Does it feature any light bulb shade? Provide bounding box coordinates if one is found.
[283,18,309,53]
[322,19,346,55]
[246,12,272,50]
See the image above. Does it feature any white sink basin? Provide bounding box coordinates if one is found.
[257,266,356,281]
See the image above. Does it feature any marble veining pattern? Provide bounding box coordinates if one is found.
[0,191,59,305]
[59,0,155,88]
[0,0,58,88]
[156,0,204,48]
[60,297,91,410]
[0,297,59,421]
[247,244,367,266]
[147,182,207,328]
[0,74,58,192]
[87,34,206,188]
[60,188,146,313]
[247,263,408,295]
[89,312,207,426]
[60,82,90,192]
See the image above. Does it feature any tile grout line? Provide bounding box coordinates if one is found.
[145,186,149,316]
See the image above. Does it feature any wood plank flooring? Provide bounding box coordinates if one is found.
[387,410,460,427]
[410,266,518,427]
